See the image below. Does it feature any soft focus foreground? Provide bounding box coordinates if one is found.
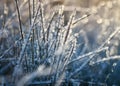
[0,0,120,86]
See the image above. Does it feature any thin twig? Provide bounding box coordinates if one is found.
[72,14,91,25]
[100,27,120,48]
[5,0,28,27]
[94,55,120,64]
[63,10,76,44]
[28,0,31,25]
[15,0,24,39]
[0,39,22,59]
[62,44,74,71]
[46,12,57,41]
[67,47,108,65]
[18,4,40,65]
[67,28,120,79]
[40,3,45,42]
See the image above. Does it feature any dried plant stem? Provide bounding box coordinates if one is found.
[68,47,108,79]
[31,29,35,66]
[0,39,22,59]
[32,0,35,17]
[67,47,108,65]
[72,14,90,25]
[100,27,120,48]
[46,12,57,41]
[62,44,74,72]
[63,10,76,44]
[28,0,31,25]
[94,55,120,64]
[15,0,24,39]
[5,0,28,27]
[66,28,120,79]
[3,4,7,28]
[18,4,40,65]
[40,3,45,42]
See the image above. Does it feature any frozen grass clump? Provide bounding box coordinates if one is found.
[0,0,120,86]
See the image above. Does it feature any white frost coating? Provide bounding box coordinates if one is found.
[55,46,63,56]
[17,65,52,86]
